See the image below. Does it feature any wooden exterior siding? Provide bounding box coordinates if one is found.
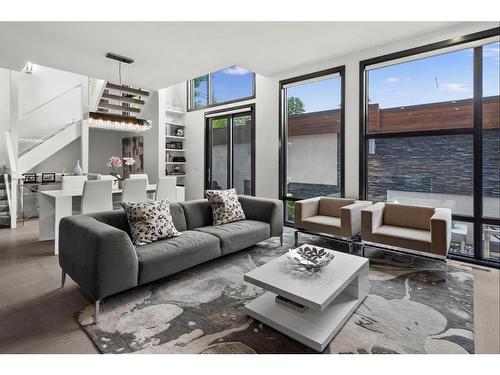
[287,96,499,136]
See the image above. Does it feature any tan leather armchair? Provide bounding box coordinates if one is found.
[361,202,452,259]
[294,197,373,250]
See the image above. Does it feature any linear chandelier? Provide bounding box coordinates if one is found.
[86,112,152,133]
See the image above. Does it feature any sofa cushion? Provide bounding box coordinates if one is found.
[318,198,355,217]
[371,224,432,253]
[136,230,221,285]
[195,219,270,255]
[121,200,181,246]
[205,188,246,225]
[383,203,435,231]
[179,199,213,230]
[299,215,342,236]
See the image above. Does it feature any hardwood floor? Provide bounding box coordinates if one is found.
[0,219,498,354]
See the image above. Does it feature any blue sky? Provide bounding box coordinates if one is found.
[286,41,499,112]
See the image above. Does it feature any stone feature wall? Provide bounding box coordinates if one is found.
[367,129,499,202]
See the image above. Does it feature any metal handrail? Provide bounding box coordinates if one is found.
[18,120,80,157]
[20,83,82,118]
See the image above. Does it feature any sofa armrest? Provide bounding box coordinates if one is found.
[340,200,373,237]
[431,208,452,256]
[294,197,320,229]
[361,202,384,240]
[59,215,139,300]
[238,196,283,237]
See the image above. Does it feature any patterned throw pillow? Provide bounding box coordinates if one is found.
[121,200,181,246]
[205,189,246,226]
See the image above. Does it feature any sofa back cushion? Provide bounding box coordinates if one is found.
[179,199,213,230]
[89,210,131,235]
[383,203,435,231]
[318,198,355,218]
[169,202,188,232]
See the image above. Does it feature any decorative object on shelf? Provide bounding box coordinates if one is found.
[287,245,335,271]
[166,141,183,149]
[172,156,186,162]
[122,136,144,178]
[73,160,83,175]
[87,112,152,133]
[175,128,184,137]
[41,173,56,183]
[107,156,136,185]
[22,173,37,183]
[173,166,182,173]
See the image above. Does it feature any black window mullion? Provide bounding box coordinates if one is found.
[473,46,483,260]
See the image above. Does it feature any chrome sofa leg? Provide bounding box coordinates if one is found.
[294,231,299,247]
[95,300,100,324]
[61,270,66,288]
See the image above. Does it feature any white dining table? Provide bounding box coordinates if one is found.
[39,184,158,255]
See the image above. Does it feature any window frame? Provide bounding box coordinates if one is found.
[279,65,346,226]
[204,103,256,196]
[359,27,500,268]
[188,69,256,112]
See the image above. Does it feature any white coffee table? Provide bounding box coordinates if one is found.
[244,245,369,352]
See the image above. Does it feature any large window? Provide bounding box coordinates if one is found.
[280,67,345,223]
[189,65,255,111]
[360,29,500,266]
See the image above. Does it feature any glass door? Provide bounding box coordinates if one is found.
[205,106,255,195]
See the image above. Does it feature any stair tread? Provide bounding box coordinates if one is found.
[101,92,145,105]
[98,101,141,113]
[105,83,149,97]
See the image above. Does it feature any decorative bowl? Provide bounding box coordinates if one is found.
[287,245,335,270]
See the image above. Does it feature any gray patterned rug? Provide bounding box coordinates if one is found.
[77,228,474,354]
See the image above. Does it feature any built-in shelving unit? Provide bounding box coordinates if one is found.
[164,106,186,185]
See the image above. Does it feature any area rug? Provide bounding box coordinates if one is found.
[77,229,474,354]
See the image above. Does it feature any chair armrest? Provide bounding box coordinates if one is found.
[294,197,321,229]
[238,196,283,237]
[361,202,384,240]
[431,208,452,256]
[340,200,373,237]
[59,215,139,300]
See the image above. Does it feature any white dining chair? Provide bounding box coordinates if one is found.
[98,174,119,190]
[122,178,148,203]
[61,175,87,191]
[156,176,177,202]
[129,173,149,184]
[81,180,113,214]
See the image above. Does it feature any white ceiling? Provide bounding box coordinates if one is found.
[0,21,470,90]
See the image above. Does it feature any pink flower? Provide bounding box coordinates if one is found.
[107,156,122,168]
[123,157,136,166]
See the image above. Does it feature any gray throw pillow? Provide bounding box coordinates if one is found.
[205,188,246,225]
[121,200,181,246]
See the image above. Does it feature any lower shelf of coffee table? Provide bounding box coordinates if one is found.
[244,289,365,352]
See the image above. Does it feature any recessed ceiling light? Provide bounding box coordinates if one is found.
[24,62,34,74]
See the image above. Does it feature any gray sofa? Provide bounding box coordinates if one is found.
[59,196,283,323]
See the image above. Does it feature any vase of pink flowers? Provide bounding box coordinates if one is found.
[107,156,136,189]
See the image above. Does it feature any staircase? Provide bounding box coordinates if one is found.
[0,175,10,228]
[97,82,150,117]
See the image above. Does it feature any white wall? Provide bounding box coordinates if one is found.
[31,138,80,173]
[17,65,84,139]
[0,68,10,170]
